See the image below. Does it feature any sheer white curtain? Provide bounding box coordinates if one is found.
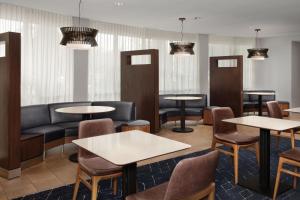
[88,21,200,101]
[209,35,255,89]
[0,3,74,105]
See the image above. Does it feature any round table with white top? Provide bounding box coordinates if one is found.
[164,96,202,133]
[55,106,115,162]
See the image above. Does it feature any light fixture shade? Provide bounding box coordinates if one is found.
[170,41,195,55]
[60,27,98,49]
[247,48,269,60]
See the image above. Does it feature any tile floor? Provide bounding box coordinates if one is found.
[1,114,300,200]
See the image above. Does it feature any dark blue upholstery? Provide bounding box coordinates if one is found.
[21,105,51,130]
[243,90,276,112]
[22,125,65,143]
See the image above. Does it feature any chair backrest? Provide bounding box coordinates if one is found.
[212,107,237,135]
[266,101,283,119]
[78,118,115,158]
[164,150,219,200]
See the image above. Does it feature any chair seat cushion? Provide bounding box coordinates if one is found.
[79,157,122,176]
[280,148,300,162]
[185,108,203,116]
[126,182,168,200]
[22,125,65,143]
[56,122,79,137]
[215,132,259,145]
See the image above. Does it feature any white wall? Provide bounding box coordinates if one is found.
[253,35,300,104]
[292,41,300,107]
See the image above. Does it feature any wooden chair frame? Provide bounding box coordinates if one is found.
[184,182,215,200]
[212,138,259,184]
[73,165,122,200]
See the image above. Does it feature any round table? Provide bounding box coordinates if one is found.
[55,106,115,162]
[243,91,275,116]
[164,96,202,133]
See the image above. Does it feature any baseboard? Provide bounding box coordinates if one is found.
[0,167,21,179]
[21,155,43,169]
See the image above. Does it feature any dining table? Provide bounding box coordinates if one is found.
[243,91,275,116]
[55,105,115,162]
[164,96,202,133]
[73,130,191,199]
[285,107,300,114]
[223,116,300,196]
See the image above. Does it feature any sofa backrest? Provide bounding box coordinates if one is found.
[159,94,178,108]
[91,101,135,121]
[176,94,207,108]
[21,105,51,130]
[243,90,275,102]
[48,102,92,124]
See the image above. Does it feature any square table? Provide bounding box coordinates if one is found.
[223,116,300,196]
[285,107,300,114]
[73,130,191,198]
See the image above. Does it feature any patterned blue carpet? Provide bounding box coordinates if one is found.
[15,137,300,200]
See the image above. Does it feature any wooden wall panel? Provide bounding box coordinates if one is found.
[0,32,21,177]
[210,56,243,117]
[121,49,159,133]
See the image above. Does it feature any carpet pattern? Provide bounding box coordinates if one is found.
[15,137,300,200]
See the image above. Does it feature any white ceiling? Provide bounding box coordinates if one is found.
[1,0,300,37]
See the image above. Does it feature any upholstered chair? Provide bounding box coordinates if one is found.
[266,101,299,149]
[72,118,122,200]
[126,150,219,200]
[273,147,300,199]
[211,107,259,184]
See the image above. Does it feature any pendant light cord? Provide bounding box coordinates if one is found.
[255,28,261,48]
[78,0,82,26]
[181,19,184,41]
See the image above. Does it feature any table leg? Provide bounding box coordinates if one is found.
[258,95,262,116]
[238,128,291,196]
[172,100,193,133]
[69,114,92,163]
[122,163,137,199]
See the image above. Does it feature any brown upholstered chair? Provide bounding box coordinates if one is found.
[273,147,300,199]
[266,101,299,149]
[126,150,219,200]
[72,118,122,200]
[211,107,259,184]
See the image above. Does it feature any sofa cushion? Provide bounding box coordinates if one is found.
[159,95,177,108]
[114,121,127,132]
[243,101,258,109]
[185,108,203,116]
[92,101,135,121]
[159,108,181,117]
[22,125,65,143]
[49,102,91,124]
[21,105,51,130]
[56,122,79,137]
[176,94,207,108]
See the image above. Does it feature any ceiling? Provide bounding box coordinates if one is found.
[1,0,300,37]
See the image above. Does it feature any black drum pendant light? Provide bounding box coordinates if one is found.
[170,18,194,55]
[60,0,98,49]
[247,29,268,60]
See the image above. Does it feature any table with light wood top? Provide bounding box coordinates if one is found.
[285,107,300,114]
[223,116,300,196]
[164,96,202,133]
[243,91,275,116]
[73,130,191,197]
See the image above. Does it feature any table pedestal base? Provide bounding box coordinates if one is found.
[122,163,137,199]
[172,127,194,133]
[238,176,291,197]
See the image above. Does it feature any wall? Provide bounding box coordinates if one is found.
[253,35,300,104]
[292,41,300,107]
[198,34,209,101]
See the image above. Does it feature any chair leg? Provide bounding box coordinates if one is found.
[113,177,118,195]
[255,142,260,166]
[291,130,295,149]
[72,167,81,200]
[208,184,215,200]
[233,145,239,184]
[273,157,283,200]
[211,138,216,150]
[91,176,99,200]
[293,167,298,189]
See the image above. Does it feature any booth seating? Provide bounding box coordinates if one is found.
[159,94,207,125]
[20,101,136,162]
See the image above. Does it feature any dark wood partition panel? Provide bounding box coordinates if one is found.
[210,56,243,116]
[121,49,159,133]
[0,32,21,179]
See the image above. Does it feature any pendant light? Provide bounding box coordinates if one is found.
[60,0,98,49]
[247,29,268,60]
[170,18,195,55]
